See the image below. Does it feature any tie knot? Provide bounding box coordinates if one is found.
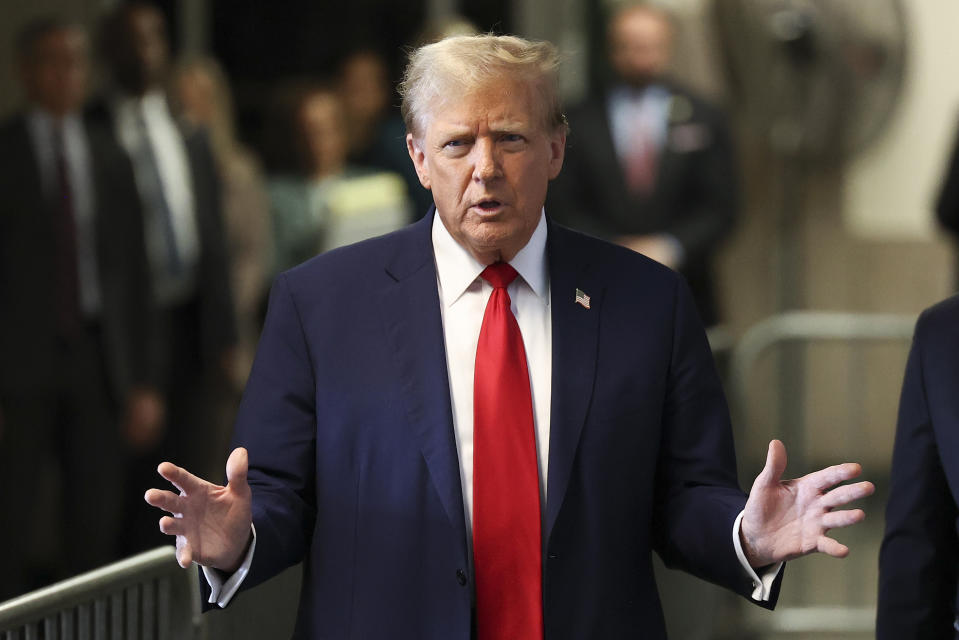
[480,262,518,289]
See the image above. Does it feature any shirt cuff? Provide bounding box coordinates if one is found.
[202,523,257,607]
[732,510,783,601]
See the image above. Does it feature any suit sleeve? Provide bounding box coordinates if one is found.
[651,276,782,609]
[877,313,959,639]
[215,272,318,601]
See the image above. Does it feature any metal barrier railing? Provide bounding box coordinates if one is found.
[0,547,202,640]
[728,310,917,636]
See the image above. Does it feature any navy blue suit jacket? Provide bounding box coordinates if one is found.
[220,211,778,638]
[878,294,959,639]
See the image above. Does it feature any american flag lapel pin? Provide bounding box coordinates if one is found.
[575,288,591,309]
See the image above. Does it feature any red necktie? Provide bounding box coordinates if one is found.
[625,118,657,195]
[473,262,543,640]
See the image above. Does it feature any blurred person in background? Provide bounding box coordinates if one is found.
[0,18,155,599]
[172,56,273,472]
[172,56,272,388]
[936,119,959,286]
[264,82,410,276]
[91,1,237,555]
[337,48,433,218]
[547,2,737,327]
[877,293,959,638]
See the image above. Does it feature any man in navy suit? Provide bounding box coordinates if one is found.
[878,294,959,638]
[146,34,873,638]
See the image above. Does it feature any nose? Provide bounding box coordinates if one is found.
[472,138,501,183]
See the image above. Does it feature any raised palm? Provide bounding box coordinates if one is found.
[144,447,253,571]
[740,440,875,567]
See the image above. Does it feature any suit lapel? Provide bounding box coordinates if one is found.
[545,223,602,539]
[379,213,468,552]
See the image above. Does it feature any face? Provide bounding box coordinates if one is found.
[176,67,216,127]
[21,28,90,117]
[609,7,673,87]
[299,92,348,177]
[340,52,389,124]
[112,6,169,94]
[407,79,566,264]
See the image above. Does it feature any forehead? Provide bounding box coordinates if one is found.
[424,79,541,133]
[32,28,87,59]
[611,8,671,42]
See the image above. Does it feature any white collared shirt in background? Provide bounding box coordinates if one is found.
[113,90,200,306]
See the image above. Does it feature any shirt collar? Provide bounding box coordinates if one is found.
[27,108,81,139]
[431,209,549,308]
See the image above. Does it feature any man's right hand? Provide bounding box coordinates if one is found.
[144,447,253,572]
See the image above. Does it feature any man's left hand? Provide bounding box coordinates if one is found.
[740,439,875,568]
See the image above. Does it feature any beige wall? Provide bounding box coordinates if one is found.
[845,0,959,240]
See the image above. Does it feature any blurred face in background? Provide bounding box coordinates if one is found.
[176,66,217,127]
[608,6,674,88]
[339,51,390,127]
[299,91,348,178]
[20,26,90,117]
[109,4,170,95]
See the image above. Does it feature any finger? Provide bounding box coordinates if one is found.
[816,536,850,558]
[157,461,206,495]
[820,481,875,509]
[754,439,787,489]
[821,508,865,530]
[226,447,249,489]
[144,488,183,513]
[802,462,863,492]
[159,515,186,536]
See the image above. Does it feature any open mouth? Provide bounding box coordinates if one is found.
[475,200,502,212]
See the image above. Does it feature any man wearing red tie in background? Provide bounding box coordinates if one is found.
[146,34,873,638]
[547,3,737,328]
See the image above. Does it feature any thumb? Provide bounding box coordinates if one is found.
[755,439,787,488]
[225,447,249,489]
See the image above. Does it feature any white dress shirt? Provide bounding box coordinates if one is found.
[433,210,552,535]
[206,210,779,605]
[113,91,200,306]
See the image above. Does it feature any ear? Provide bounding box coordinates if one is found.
[406,133,432,190]
[546,128,566,180]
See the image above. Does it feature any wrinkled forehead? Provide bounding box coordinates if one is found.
[416,73,545,137]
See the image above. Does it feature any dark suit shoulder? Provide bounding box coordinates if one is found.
[916,294,959,346]
[549,221,681,288]
[0,114,29,145]
[282,218,429,292]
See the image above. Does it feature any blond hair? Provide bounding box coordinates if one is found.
[399,34,567,138]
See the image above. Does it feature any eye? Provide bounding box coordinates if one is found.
[501,133,524,143]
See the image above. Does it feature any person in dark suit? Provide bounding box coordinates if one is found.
[877,294,959,638]
[145,34,872,638]
[547,3,737,327]
[91,2,237,554]
[0,18,158,600]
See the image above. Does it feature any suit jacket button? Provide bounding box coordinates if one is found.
[456,569,468,586]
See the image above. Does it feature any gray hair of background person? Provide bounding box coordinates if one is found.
[15,17,84,62]
[398,34,568,139]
